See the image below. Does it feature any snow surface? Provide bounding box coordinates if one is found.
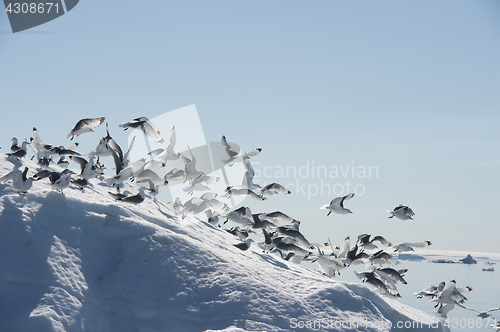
[0,156,449,332]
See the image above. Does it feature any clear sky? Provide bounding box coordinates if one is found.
[1,1,499,253]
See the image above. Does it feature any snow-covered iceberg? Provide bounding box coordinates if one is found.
[0,157,448,332]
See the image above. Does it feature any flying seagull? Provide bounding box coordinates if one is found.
[388,204,415,220]
[147,126,179,161]
[226,158,261,191]
[221,135,262,166]
[260,183,291,196]
[224,187,266,201]
[119,117,164,143]
[457,305,500,319]
[357,234,392,250]
[320,193,354,216]
[66,117,105,140]
[393,241,432,253]
[430,280,471,309]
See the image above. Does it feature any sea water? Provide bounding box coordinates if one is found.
[305,259,499,332]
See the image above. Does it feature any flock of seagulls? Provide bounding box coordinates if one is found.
[414,279,500,325]
[0,114,497,327]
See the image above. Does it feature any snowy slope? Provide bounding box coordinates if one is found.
[0,156,448,332]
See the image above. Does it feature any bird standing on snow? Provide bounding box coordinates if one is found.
[34,169,75,193]
[6,140,29,160]
[0,167,36,195]
[66,117,105,140]
[388,204,415,220]
[115,187,147,204]
[10,137,21,153]
[233,238,253,251]
[320,193,354,216]
[119,117,164,143]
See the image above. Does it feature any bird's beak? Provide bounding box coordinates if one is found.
[350,212,353,214]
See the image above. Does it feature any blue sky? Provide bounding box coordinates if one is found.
[1,1,499,253]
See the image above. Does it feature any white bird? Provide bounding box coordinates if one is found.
[30,128,53,167]
[108,190,131,201]
[147,126,179,161]
[66,117,105,140]
[437,303,456,319]
[388,204,415,220]
[57,156,69,168]
[312,248,344,278]
[233,238,253,251]
[226,158,260,191]
[336,236,351,260]
[134,168,166,188]
[221,135,262,166]
[205,209,222,227]
[224,187,266,201]
[414,282,445,300]
[251,214,279,229]
[33,169,75,193]
[165,168,185,182]
[0,167,36,195]
[119,117,164,143]
[369,250,400,266]
[225,206,254,227]
[116,187,147,204]
[104,158,145,187]
[181,192,229,215]
[272,241,312,258]
[136,178,162,197]
[393,241,432,253]
[179,149,204,184]
[168,197,183,213]
[367,266,408,285]
[430,280,471,308]
[320,193,354,216]
[7,140,29,160]
[260,183,291,196]
[51,169,75,193]
[359,268,405,298]
[357,234,392,250]
[258,211,299,225]
[10,137,21,153]
[457,305,500,319]
[354,271,401,297]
